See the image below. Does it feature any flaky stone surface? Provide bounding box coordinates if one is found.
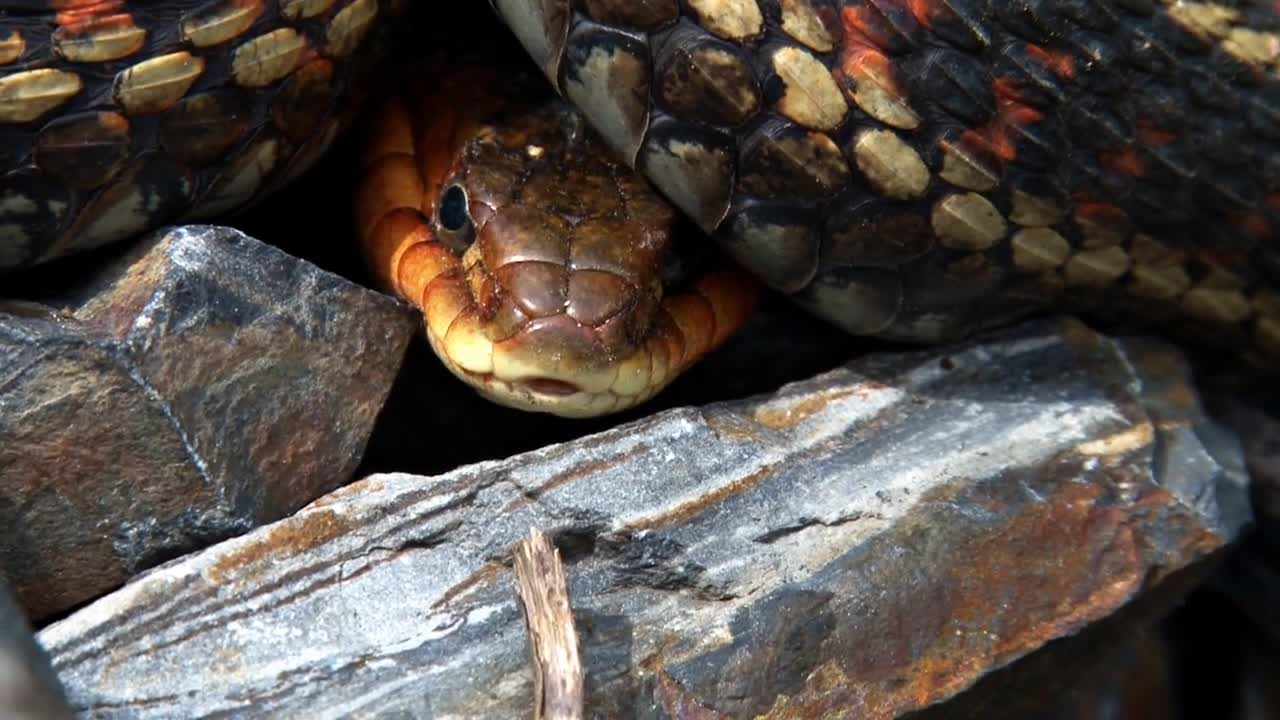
[1,225,418,621]
[38,317,1251,718]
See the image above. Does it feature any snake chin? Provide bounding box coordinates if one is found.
[482,378,633,418]
[454,369,649,419]
[425,332,657,418]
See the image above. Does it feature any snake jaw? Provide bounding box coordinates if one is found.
[423,318,663,418]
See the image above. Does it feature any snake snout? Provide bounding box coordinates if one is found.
[438,208,670,416]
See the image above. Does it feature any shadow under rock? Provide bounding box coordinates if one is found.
[352,294,877,478]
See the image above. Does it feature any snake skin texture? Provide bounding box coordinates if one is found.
[0,0,401,270]
[490,0,1280,366]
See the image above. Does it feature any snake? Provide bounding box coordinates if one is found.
[1,1,1278,417]
[354,55,758,416]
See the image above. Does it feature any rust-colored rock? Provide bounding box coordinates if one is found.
[36,318,1251,717]
[0,225,418,621]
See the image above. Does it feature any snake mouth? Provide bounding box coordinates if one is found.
[432,340,674,419]
[518,378,580,396]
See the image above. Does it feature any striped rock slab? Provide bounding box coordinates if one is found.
[36,316,1252,718]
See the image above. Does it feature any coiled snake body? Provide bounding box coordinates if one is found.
[2,1,1278,415]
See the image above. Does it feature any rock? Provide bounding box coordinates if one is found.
[909,555,1200,720]
[1,225,418,622]
[873,339,1257,720]
[36,317,1251,718]
[0,581,71,720]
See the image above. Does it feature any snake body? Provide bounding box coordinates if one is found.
[0,0,390,269]
[491,0,1280,368]
[2,1,1279,415]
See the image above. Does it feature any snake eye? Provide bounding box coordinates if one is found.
[437,183,475,250]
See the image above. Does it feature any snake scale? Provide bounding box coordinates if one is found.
[1,1,1278,416]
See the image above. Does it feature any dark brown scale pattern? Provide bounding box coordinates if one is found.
[444,97,677,354]
[0,0,400,271]
[491,0,1280,366]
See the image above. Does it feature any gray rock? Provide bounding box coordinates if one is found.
[0,581,71,720]
[1,225,418,622]
[37,317,1251,718]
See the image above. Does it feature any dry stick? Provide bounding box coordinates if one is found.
[513,528,585,720]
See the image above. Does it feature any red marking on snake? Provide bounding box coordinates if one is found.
[835,47,912,106]
[54,0,137,34]
[1137,122,1176,147]
[906,0,948,30]
[50,0,119,9]
[1024,43,1076,79]
[840,2,912,51]
[960,79,1045,164]
[1101,148,1145,177]
[1249,192,1280,239]
[54,0,127,29]
[1234,210,1274,241]
[911,0,942,27]
[1072,200,1129,230]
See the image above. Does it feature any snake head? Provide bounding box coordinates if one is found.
[430,105,682,415]
[358,79,756,417]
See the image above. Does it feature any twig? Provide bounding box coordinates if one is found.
[513,528,584,720]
